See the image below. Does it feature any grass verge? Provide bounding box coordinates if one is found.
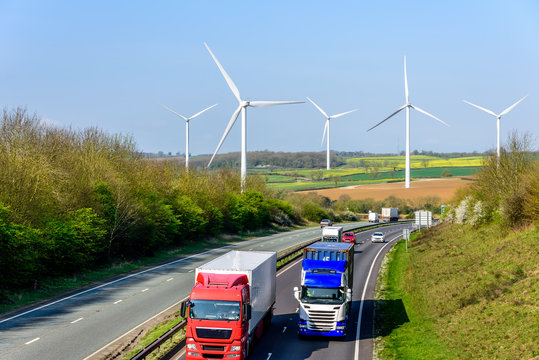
[374,223,538,359]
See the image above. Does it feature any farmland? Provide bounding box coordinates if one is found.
[255,155,484,191]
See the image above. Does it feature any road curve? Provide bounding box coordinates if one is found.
[174,223,411,360]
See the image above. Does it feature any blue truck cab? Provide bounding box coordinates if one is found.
[294,242,354,338]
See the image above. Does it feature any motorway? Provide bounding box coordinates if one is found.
[0,222,376,360]
[175,222,412,360]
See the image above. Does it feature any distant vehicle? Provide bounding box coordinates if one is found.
[320,219,333,227]
[371,232,385,243]
[342,232,356,244]
[322,226,343,242]
[368,211,379,223]
[381,208,399,222]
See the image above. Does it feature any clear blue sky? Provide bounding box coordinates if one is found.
[1,0,538,155]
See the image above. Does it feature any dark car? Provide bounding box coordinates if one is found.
[320,219,333,227]
[342,232,356,244]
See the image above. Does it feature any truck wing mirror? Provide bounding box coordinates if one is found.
[293,287,300,301]
[346,289,352,302]
[180,301,186,318]
[246,304,252,321]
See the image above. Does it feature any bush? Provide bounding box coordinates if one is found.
[0,204,45,288]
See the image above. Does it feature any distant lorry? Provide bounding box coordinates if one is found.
[183,250,276,360]
[294,242,354,338]
[368,211,379,223]
[321,226,343,242]
[381,207,399,222]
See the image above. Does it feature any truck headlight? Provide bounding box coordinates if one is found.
[187,352,200,357]
[336,325,345,329]
[230,345,241,352]
[186,343,197,350]
[226,355,240,358]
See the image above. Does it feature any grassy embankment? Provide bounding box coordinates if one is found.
[374,222,538,359]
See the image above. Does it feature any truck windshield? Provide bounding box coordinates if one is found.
[301,286,345,304]
[189,300,241,321]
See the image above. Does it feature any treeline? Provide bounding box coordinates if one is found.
[335,150,490,158]
[147,151,346,169]
[0,108,298,290]
[442,132,538,227]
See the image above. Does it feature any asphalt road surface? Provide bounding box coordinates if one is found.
[175,222,412,360]
[0,222,373,360]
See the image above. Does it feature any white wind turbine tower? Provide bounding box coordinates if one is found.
[367,57,449,189]
[463,95,527,158]
[307,97,357,170]
[204,42,304,190]
[162,103,218,169]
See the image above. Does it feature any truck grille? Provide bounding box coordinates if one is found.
[306,309,337,331]
[202,345,226,351]
[195,327,232,339]
[202,354,224,359]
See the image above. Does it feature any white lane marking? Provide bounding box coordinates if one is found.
[83,295,189,360]
[249,248,253,250]
[114,300,122,305]
[188,269,194,272]
[296,308,299,313]
[166,277,173,282]
[71,317,84,324]
[0,244,240,325]
[266,354,272,360]
[354,232,402,360]
[276,257,303,277]
[141,288,149,292]
[25,337,40,345]
[282,326,287,334]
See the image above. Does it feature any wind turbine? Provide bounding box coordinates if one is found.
[463,95,527,157]
[204,42,304,189]
[307,97,357,170]
[367,57,449,189]
[162,103,218,169]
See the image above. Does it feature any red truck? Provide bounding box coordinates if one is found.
[182,250,276,360]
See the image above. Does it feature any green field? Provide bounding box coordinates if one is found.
[261,165,480,191]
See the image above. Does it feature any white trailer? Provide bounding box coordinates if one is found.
[322,226,343,242]
[368,211,379,222]
[195,250,276,336]
[381,207,399,222]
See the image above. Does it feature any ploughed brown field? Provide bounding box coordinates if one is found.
[302,178,474,201]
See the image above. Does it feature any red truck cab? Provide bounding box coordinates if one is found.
[185,273,251,359]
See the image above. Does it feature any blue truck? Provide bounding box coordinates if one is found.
[293,242,354,338]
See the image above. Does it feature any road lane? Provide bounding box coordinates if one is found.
[0,222,370,360]
[246,223,411,360]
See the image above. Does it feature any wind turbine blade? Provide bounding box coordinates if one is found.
[462,100,497,117]
[207,105,242,167]
[204,42,241,102]
[248,100,304,107]
[331,109,358,119]
[161,104,188,121]
[500,95,528,116]
[367,104,407,132]
[307,97,329,119]
[321,120,329,147]
[411,105,449,126]
[189,104,218,120]
[404,56,409,103]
